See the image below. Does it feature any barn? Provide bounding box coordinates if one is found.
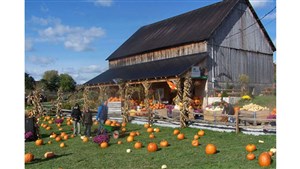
[84,0,275,124]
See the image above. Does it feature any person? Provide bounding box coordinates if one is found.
[96,101,108,135]
[82,106,93,138]
[71,103,82,136]
[221,100,235,123]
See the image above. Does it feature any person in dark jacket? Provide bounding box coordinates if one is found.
[96,100,108,135]
[71,103,82,136]
[221,100,235,123]
[82,106,93,138]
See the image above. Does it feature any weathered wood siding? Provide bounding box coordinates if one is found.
[109,42,207,68]
[205,0,274,94]
[213,1,274,54]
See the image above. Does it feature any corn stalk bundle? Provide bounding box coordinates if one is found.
[181,77,192,127]
[32,90,44,117]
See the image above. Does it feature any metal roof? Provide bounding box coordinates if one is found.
[85,53,207,85]
[106,0,240,61]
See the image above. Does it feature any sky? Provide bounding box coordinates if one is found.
[25,0,277,85]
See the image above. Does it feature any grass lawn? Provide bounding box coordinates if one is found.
[25,117,276,169]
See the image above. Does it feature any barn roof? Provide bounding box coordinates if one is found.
[106,0,275,61]
[85,53,207,85]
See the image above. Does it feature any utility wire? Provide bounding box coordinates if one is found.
[225,6,276,40]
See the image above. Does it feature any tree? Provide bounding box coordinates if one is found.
[41,70,60,91]
[59,73,76,92]
[25,73,36,90]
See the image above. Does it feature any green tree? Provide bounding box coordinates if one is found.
[25,73,36,90]
[59,73,76,92]
[42,70,60,91]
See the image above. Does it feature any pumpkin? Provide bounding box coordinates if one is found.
[117,141,122,144]
[46,126,51,130]
[70,134,75,138]
[194,135,199,140]
[35,139,43,146]
[60,132,67,137]
[50,133,57,138]
[197,130,205,137]
[192,140,199,147]
[147,142,158,152]
[121,128,126,132]
[177,133,185,140]
[144,123,150,128]
[48,141,52,144]
[63,135,69,140]
[127,136,134,142]
[100,142,108,148]
[44,152,55,158]
[245,144,256,152]
[205,144,217,155]
[134,141,143,149]
[105,120,112,126]
[149,133,155,139]
[55,136,61,142]
[246,153,255,160]
[258,152,271,167]
[135,131,140,136]
[154,128,160,132]
[60,142,65,148]
[25,153,34,163]
[130,131,137,137]
[173,129,180,135]
[121,122,127,127]
[82,137,89,142]
[268,151,274,157]
[160,140,169,147]
[147,128,154,133]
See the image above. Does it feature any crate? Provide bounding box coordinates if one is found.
[239,110,270,119]
[203,110,223,122]
[108,101,121,115]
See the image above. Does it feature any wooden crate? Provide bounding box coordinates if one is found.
[154,109,168,117]
[240,110,270,119]
[203,110,223,122]
[108,101,121,115]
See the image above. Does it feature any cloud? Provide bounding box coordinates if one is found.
[79,64,107,73]
[38,23,105,51]
[29,16,61,26]
[94,0,113,7]
[26,55,56,66]
[25,39,33,51]
[40,4,49,12]
[249,0,269,8]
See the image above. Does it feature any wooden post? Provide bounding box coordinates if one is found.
[142,82,152,124]
[253,112,257,126]
[235,111,239,134]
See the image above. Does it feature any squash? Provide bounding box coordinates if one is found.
[205,144,217,155]
[160,140,169,147]
[147,142,158,152]
[246,153,255,160]
[177,133,185,140]
[44,152,55,158]
[25,153,34,163]
[134,141,143,149]
[258,152,271,167]
[245,144,256,152]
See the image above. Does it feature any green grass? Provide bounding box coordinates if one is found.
[25,118,276,169]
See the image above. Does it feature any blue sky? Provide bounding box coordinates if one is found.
[25,0,276,84]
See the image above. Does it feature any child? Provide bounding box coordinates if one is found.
[82,106,93,138]
[71,103,82,136]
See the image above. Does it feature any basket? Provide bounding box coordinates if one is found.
[203,110,223,122]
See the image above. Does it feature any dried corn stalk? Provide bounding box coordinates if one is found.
[181,77,192,128]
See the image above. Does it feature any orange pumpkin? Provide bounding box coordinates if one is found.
[245,144,256,152]
[130,131,137,137]
[55,136,61,142]
[147,128,154,133]
[117,141,122,144]
[149,133,155,139]
[160,140,169,147]
[258,152,271,167]
[63,135,69,140]
[205,144,217,155]
[105,120,112,126]
[246,153,255,160]
[144,123,150,128]
[25,153,34,163]
[194,135,199,140]
[100,142,109,148]
[177,133,185,140]
[35,139,43,146]
[197,130,205,137]
[82,137,89,143]
[127,136,134,142]
[60,142,65,148]
[154,128,160,132]
[121,122,127,127]
[134,141,143,149]
[173,129,180,135]
[192,140,199,147]
[268,151,274,157]
[44,152,55,158]
[147,142,158,152]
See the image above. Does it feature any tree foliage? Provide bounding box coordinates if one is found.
[42,70,60,91]
[59,73,76,92]
[25,73,36,90]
